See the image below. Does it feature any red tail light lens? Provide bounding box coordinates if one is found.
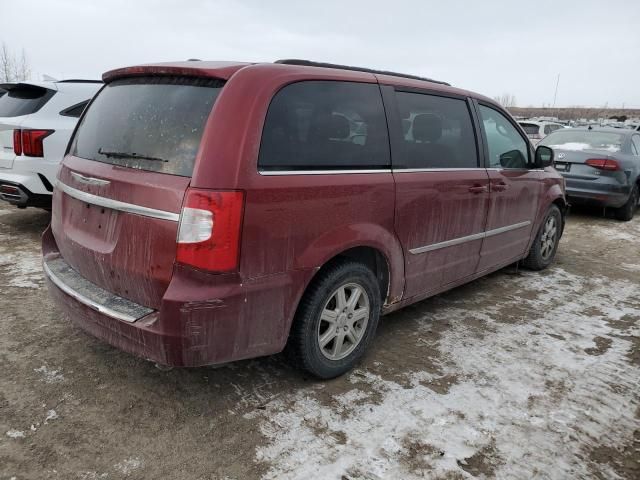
[176,189,245,272]
[13,129,22,156]
[585,158,620,171]
[19,129,54,157]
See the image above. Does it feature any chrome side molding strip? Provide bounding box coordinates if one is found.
[259,169,392,176]
[43,261,139,323]
[409,221,532,254]
[56,181,180,222]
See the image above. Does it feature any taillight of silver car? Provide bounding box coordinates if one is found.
[585,158,621,171]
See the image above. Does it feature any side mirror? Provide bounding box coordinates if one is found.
[535,145,554,168]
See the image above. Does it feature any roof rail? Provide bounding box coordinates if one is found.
[275,59,450,86]
[57,79,103,84]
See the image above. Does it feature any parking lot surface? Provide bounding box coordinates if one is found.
[1,203,638,480]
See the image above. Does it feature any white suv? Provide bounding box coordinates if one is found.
[518,120,565,145]
[0,80,102,208]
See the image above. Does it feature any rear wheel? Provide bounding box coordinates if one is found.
[521,205,562,271]
[286,261,381,379]
[614,184,639,222]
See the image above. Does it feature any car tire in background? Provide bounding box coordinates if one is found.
[521,205,562,271]
[614,184,639,222]
[286,261,381,379]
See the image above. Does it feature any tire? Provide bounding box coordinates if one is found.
[285,261,381,379]
[614,183,639,222]
[521,205,562,271]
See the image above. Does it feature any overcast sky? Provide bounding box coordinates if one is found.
[2,0,639,107]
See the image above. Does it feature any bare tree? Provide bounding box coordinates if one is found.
[493,93,517,108]
[0,42,31,82]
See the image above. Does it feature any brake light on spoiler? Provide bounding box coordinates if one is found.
[13,129,54,157]
[176,189,245,272]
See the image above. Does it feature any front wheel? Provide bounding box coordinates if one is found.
[521,205,562,271]
[614,184,639,222]
[285,261,381,379]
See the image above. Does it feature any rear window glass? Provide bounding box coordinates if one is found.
[540,130,624,153]
[0,85,55,117]
[258,81,390,170]
[70,76,224,177]
[519,123,540,135]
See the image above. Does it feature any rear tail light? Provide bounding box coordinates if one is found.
[585,158,621,171]
[176,189,245,272]
[13,130,22,156]
[13,129,54,157]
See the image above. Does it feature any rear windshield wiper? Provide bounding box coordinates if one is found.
[98,148,169,163]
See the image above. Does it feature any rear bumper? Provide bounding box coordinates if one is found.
[0,179,51,208]
[42,227,312,367]
[564,177,630,208]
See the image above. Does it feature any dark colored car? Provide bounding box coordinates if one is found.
[539,127,640,220]
[42,60,567,378]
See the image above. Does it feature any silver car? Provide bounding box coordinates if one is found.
[539,127,640,221]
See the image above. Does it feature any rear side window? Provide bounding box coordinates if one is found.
[393,92,478,169]
[258,81,390,171]
[0,85,55,117]
[70,76,224,177]
[60,100,90,118]
[519,123,540,135]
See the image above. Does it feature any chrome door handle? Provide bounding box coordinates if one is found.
[492,182,508,192]
[468,185,488,194]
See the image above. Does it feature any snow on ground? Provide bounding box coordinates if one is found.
[248,267,639,480]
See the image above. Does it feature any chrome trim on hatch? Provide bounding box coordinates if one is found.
[56,181,180,222]
[409,221,532,254]
[43,261,139,323]
[70,171,111,186]
[258,169,392,176]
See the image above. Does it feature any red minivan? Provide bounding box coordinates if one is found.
[42,60,566,378]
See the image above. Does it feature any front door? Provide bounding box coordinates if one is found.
[388,89,490,299]
[475,103,542,271]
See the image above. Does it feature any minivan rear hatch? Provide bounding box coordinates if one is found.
[51,75,224,309]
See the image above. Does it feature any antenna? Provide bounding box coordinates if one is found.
[552,74,560,108]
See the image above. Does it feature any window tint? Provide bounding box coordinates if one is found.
[479,105,529,169]
[258,81,389,170]
[393,92,478,169]
[70,76,223,177]
[632,135,640,156]
[60,100,90,118]
[544,125,552,135]
[0,85,55,117]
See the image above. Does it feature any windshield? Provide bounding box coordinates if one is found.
[70,76,224,177]
[540,130,625,153]
[0,85,55,117]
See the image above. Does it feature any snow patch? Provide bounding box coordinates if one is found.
[34,365,65,383]
[114,457,143,475]
[6,429,25,439]
[44,409,58,423]
[250,268,640,479]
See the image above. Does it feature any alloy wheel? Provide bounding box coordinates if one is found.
[540,216,557,260]
[317,282,370,361]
